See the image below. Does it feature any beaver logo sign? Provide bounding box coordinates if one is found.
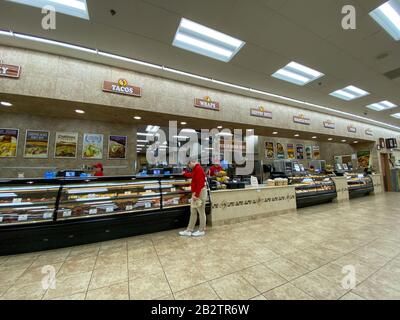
[103,79,141,97]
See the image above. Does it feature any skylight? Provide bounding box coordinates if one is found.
[329,85,370,101]
[172,18,245,62]
[271,61,324,86]
[366,100,398,111]
[391,113,400,119]
[7,0,89,20]
[370,0,400,41]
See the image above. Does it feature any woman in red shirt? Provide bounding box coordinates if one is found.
[180,159,207,237]
[93,163,104,177]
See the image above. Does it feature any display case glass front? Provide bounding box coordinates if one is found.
[289,174,336,197]
[160,177,192,208]
[345,174,373,191]
[0,181,59,226]
[57,179,162,220]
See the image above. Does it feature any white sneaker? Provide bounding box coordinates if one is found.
[191,230,206,237]
[179,230,192,237]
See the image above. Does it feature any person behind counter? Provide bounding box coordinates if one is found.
[207,161,223,177]
[179,159,207,237]
[93,163,104,177]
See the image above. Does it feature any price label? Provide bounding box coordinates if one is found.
[125,205,133,211]
[171,188,176,192]
[18,214,28,222]
[89,208,98,215]
[63,209,72,217]
[145,202,151,208]
[0,216,3,223]
[13,198,22,203]
[43,212,53,219]
[106,206,114,213]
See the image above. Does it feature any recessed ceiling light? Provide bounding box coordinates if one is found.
[312,136,317,139]
[172,18,245,62]
[271,61,324,86]
[7,0,89,20]
[272,131,278,135]
[328,138,333,141]
[391,113,400,119]
[370,0,400,41]
[366,100,397,111]
[342,140,347,142]
[294,134,300,137]
[353,141,359,144]
[0,101,12,107]
[133,116,142,120]
[180,122,187,125]
[330,85,370,101]
[75,109,85,114]
[217,126,223,129]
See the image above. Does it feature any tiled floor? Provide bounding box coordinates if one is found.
[1,193,400,300]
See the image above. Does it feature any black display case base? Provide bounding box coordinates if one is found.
[349,187,374,199]
[296,192,337,208]
[0,206,210,256]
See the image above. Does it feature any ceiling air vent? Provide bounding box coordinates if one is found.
[384,67,400,80]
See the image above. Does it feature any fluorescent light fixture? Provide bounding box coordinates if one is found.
[330,85,370,101]
[391,113,400,119]
[366,100,397,111]
[172,17,245,62]
[137,132,154,137]
[162,66,211,81]
[1,101,12,107]
[15,33,96,53]
[271,61,324,86]
[0,30,13,37]
[7,0,89,20]
[370,0,400,41]
[75,109,85,114]
[212,79,250,91]
[146,125,160,133]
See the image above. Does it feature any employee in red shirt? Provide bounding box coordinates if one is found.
[93,163,104,177]
[180,159,207,237]
[207,162,223,177]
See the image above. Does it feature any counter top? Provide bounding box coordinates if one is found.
[211,184,295,193]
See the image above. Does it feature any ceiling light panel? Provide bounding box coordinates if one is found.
[391,113,400,119]
[172,18,245,62]
[7,0,89,20]
[366,100,398,111]
[330,85,370,101]
[271,61,324,86]
[370,0,400,41]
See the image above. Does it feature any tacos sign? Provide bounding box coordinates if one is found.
[103,79,141,97]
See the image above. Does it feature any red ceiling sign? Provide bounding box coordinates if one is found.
[102,79,141,97]
[0,63,21,79]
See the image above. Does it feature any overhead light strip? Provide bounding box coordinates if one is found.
[1,29,399,131]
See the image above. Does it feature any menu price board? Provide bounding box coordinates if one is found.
[82,133,103,159]
[54,132,78,159]
[265,142,274,159]
[296,144,304,160]
[23,130,50,158]
[0,128,19,158]
[276,143,285,159]
[108,135,127,159]
[313,146,321,160]
[305,146,312,160]
[287,144,295,159]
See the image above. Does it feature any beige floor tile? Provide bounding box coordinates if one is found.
[86,281,129,300]
[128,246,157,261]
[196,257,237,281]
[332,253,382,280]
[95,253,127,270]
[1,281,46,300]
[311,263,367,286]
[210,274,259,300]
[89,265,128,290]
[0,267,28,286]
[367,264,400,292]
[68,244,100,258]
[128,256,164,279]
[266,257,308,281]
[251,295,267,300]
[0,253,38,268]
[32,249,71,267]
[43,271,92,299]
[250,247,280,263]
[352,278,400,300]
[58,256,96,277]
[284,250,328,271]
[239,264,287,293]
[302,246,343,261]
[164,265,207,293]
[155,294,175,300]
[339,292,365,300]
[264,283,314,300]
[291,273,349,300]
[50,292,86,300]
[129,273,171,300]
[174,282,220,300]
[350,247,393,268]
[15,262,63,286]
[99,240,127,253]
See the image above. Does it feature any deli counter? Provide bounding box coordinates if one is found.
[345,173,374,198]
[0,175,210,255]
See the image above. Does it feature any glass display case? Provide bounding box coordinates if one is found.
[345,173,374,198]
[289,174,337,207]
[0,180,59,226]
[160,177,192,209]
